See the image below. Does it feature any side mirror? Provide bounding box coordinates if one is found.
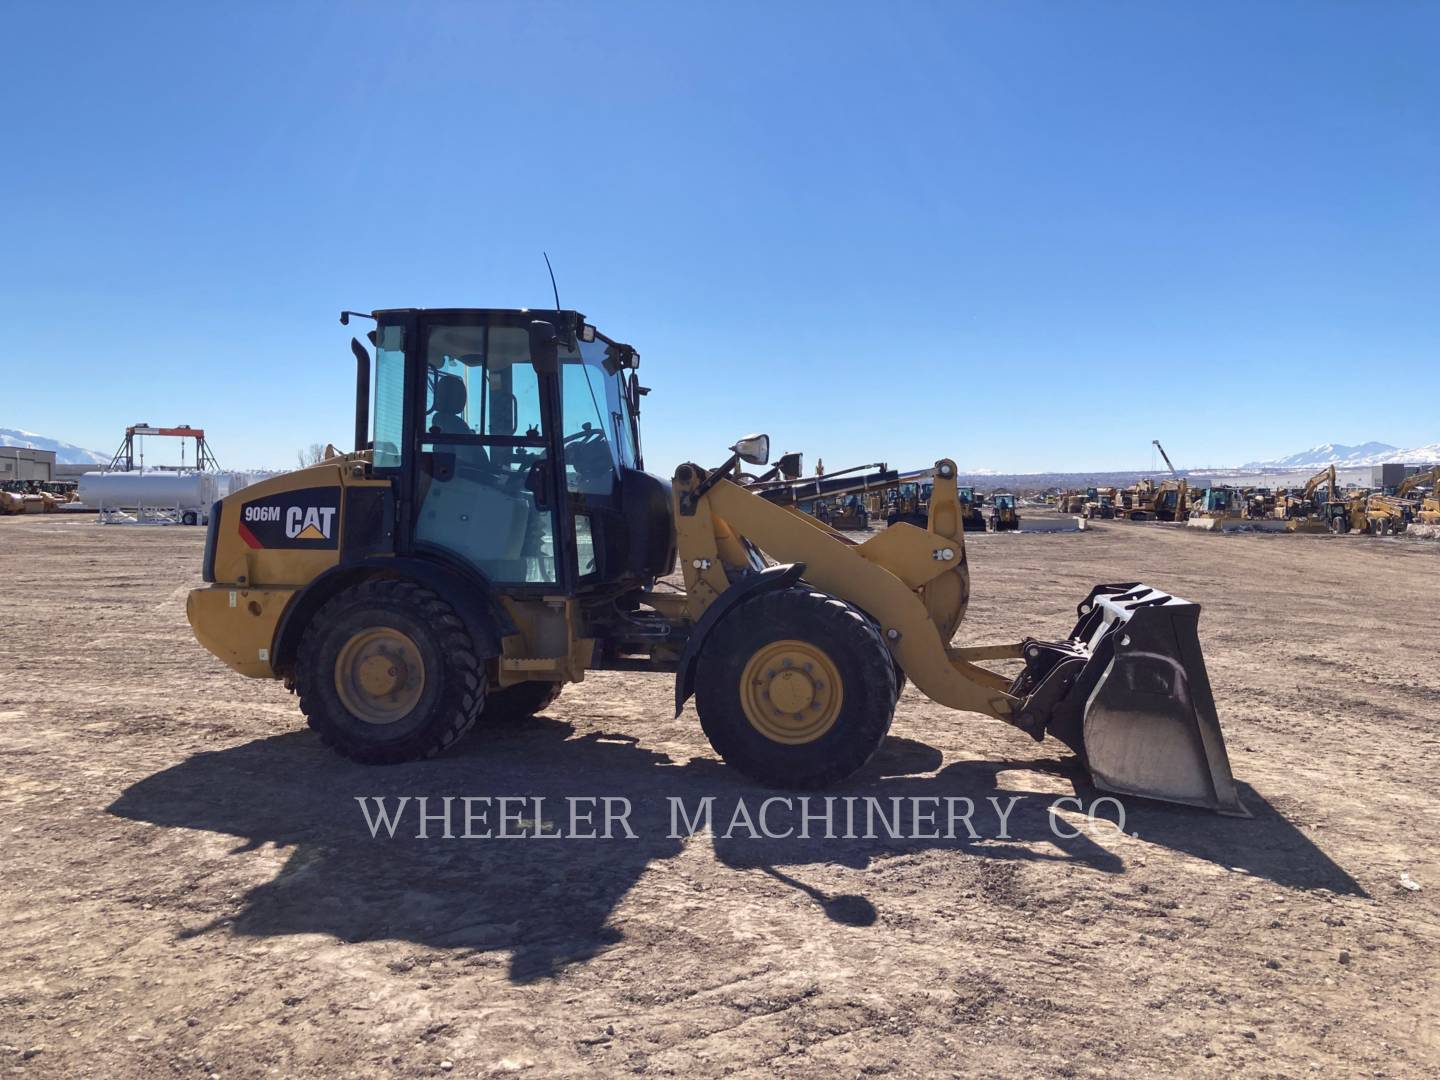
[730,433,770,466]
[529,320,559,375]
[776,451,803,480]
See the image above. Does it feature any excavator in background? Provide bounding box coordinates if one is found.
[185,303,1247,815]
[1396,465,1439,501]
[1146,441,1189,522]
[1295,465,1369,534]
[1402,465,1440,525]
[1361,464,1440,534]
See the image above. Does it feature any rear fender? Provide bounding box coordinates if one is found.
[673,563,805,716]
[271,556,513,675]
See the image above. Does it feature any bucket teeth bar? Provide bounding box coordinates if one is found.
[1008,583,1248,816]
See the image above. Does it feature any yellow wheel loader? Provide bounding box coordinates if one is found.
[986,493,1020,531]
[187,307,1245,814]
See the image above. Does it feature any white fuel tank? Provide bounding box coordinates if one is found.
[77,470,214,511]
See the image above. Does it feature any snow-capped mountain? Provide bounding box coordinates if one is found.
[0,428,109,465]
[1239,441,1440,469]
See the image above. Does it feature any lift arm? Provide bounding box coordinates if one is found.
[672,458,1019,720]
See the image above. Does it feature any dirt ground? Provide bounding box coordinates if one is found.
[2,513,1437,1079]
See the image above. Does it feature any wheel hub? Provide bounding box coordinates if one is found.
[335,627,426,725]
[740,639,843,745]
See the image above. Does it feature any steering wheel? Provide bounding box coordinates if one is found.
[564,422,613,484]
[563,422,606,447]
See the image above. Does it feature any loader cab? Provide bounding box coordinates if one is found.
[366,308,674,598]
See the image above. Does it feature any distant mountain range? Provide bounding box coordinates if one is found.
[7,423,1436,478]
[1240,441,1440,469]
[0,428,109,465]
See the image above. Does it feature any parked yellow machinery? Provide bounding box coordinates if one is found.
[987,493,1020,531]
[1083,487,1117,519]
[1154,478,1189,522]
[1287,465,1367,533]
[1405,465,1440,524]
[1119,479,1157,521]
[1361,494,1412,535]
[956,486,987,531]
[186,305,1246,814]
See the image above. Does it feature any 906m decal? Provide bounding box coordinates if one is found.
[237,487,341,549]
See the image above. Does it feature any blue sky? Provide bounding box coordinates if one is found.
[3,1,1436,472]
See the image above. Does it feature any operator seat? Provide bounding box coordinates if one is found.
[429,373,472,435]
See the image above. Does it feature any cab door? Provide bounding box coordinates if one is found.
[408,317,569,589]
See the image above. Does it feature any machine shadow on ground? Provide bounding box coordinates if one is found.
[108,716,1363,983]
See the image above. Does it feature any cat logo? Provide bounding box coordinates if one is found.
[236,486,342,550]
[287,505,336,541]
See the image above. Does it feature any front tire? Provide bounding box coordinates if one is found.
[294,579,485,764]
[694,587,897,789]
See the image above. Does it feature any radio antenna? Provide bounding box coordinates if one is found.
[543,252,561,310]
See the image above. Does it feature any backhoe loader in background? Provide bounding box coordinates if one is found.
[186,306,1246,815]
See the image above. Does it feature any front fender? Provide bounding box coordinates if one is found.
[673,562,805,717]
[270,556,514,675]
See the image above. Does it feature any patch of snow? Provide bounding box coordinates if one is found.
[0,428,110,465]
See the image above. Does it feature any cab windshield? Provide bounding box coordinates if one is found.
[561,336,640,495]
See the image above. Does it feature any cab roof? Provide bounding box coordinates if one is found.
[371,307,584,322]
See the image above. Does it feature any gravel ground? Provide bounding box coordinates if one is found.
[1,513,1437,1078]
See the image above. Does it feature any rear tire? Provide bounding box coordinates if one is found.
[694,587,896,789]
[482,680,563,725]
[294,579,485,764]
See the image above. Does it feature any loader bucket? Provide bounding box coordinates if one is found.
[1013,584,1247,815]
